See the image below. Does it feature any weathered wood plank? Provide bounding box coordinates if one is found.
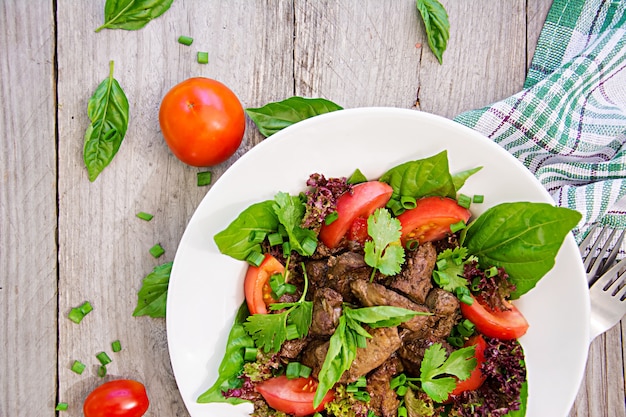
[0,1,58,416]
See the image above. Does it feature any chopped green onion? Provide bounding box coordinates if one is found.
[398,405,408,417]
[457,193,471,209]
[354,391,371,402]
[96,351,112,366]
[97,365,107,378]
[268,232,283,246]
[282,242,291,257]
[324,211,338,226]
[405,239,419,251]
[299,364,312,378]
[80,301,93,315]
[450,220,466,233]
[55,402,69,411]
[461,319,475,332]
[111,340,122,352]
[396,385,408,397]
[353,376,367,387]
[149,243,165,258]
[432,271,449,287]
[136,211,153,221]
[390,374,406,390]
[301,236,317,256]
[471,277,481,292]
[386,199,405,216]
[178,35,194,45]
[346,384,359,393]
[485,266,499,277]
[285,324,299,340]
[347,168,368,184]
[447,336,464,347]
[197,51,209,64]
[197,171,212,186]
[400,195,417,209]
[71,360,86,375]
[246,251,265,267]
[473,194,484,203]
[286,362,301,379]
[436,258,448,269]
[457,322,474,337]
[458,293,474,305]
[244,347,258,362]
[248,230,267,243]
[68,301,93,324]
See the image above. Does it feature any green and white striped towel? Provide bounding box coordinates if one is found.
[455,0,626,256]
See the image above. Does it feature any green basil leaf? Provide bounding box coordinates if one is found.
[214,200,279,260]
[379,150,456,200]
[245,97,343,137]
[95,0,174,32]
[197,303,255,404]
[462,202,581,298]
[83,61,129,182]
[346,306,424,328]
[416,0,450,64]
[451,166,482,192]
[132,261,171,318]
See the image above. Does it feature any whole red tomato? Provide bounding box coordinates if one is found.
[83,379,149,417]
[159,77,245,167]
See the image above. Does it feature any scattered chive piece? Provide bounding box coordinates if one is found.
[397,405,408,417]
[400,195,417,209]
[473,194,484,203]
[485,266,499,277]
[149,243,165,258]
[457,193,471,209]
[244,347,258,362]
[197,171,212,186]
[97,365,107,378]
[197,51,209,64]
[282,242,291,257]
[68,301,93,324]
[447,335,464,347]
[136,211,153,221]
[96,351,112,366]
[301,236,317,256]
[354,391,371,402]
[387,199,405,216]
[285,324,299,340]
[71,360,86,375]
[246,251,265,267]
[390,374,406,390]
[268,232,283,246]
[299,364,312,378]
[79,301,93,315]
[111,340,122,352]
[55,402,69,411]
[405,239,419,251]
[248,230,266,243]
[324,211,338,225]
[286,362,301,379]
[396,386,408,397]
[178,35,194,46]
[450,220,466,233]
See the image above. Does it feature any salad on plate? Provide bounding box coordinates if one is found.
[195,150,580,417]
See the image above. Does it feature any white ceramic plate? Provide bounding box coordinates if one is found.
[166,108,590,417]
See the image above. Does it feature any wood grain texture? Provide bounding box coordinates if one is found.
[0,1,58,416]
[1,1,623,416]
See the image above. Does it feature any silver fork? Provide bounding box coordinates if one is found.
[579,223,626,341]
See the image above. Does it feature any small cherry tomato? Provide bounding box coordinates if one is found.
[255,376,334,416]
[244,254,285,315]
[449,334,488,397]
[397,196,471,245]
[318,181,393,249]
[159,77,245,167]
[83,379,149,417]
[461,295,529,340]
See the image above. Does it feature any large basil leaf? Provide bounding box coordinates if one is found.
[83,61,129,182]
[214,200,279,260]
[245,97,343,137]
[95,0,174,32]
[132,261,171,318]
[462,202,581,298]
[416,0,450,64]
[197,303,254,404]
[379,151,457,200]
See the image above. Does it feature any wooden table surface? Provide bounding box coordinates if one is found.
[1,1,624,416]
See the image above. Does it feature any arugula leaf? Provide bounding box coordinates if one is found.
[95,0,174,32]
[245,97,343,137]
[83,61,129,182]
[197,303,255,404]
[419,343,476,402]
[273,192,317,256]
[432,247,476,293]
[214,200,279,260]
[364,208,405,278]
[379,151,457,201]
[416,0,450,64]
[462,202,581,298]
[133,261,171,317]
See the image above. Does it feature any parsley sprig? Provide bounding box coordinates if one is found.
[433,246,476,304]
[364,208,405,281]
[243,262,313,352]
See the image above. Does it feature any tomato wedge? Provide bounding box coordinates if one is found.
[449,335,487,397]
[318,181,393,249]
[461,295,529,340]
[244,254,285,315]
[397,196,471,245]
[255,376,334,416]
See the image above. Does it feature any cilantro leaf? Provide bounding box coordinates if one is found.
[288,301,313,338]
[364,208,405,278]
[419,343,477,402]
[243,311,288,352]
[133,261,171,318]
[273,192,317,256]
[433,246,475,292]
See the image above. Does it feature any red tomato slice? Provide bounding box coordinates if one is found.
[461,295,529,340]
[244,254,285,315]
[318,181,393,249]
[449,335,488,397]
[397,196,471,245]
[347,216,369,245]
[255,376,334,416]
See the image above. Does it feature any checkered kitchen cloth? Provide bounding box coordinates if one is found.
[455,0,626,255]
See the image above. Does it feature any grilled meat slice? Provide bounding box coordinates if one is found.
[367,356,403,417]
[279,337,310,359]
[388,241,436,304]
[310,288,343,336]
[349,280,431,332]
[425,288,461,339]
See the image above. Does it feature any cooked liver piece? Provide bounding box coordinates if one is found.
[310,287,343,336]
[388,241,436,304]
[367,356,403,417]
